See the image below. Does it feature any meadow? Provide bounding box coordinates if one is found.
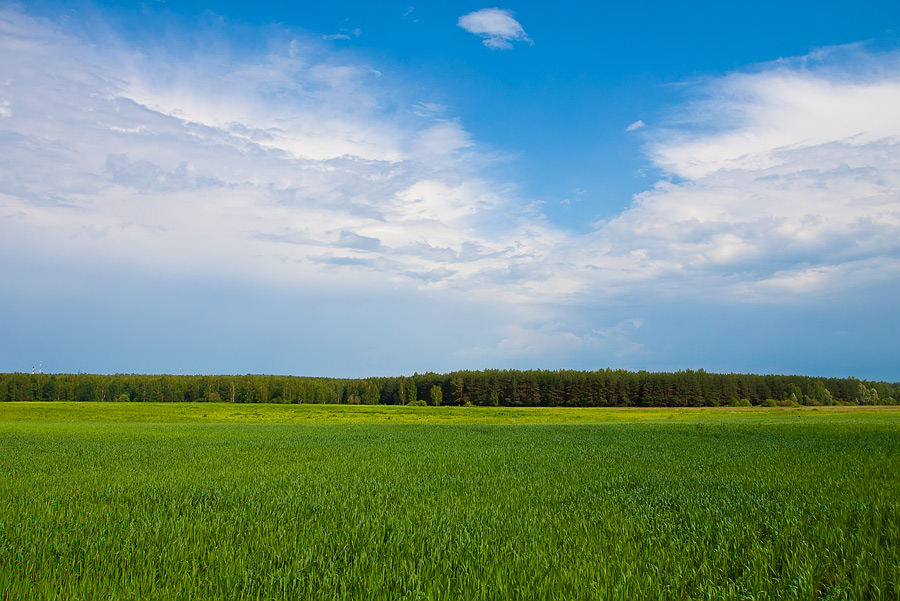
[1,403,899,599]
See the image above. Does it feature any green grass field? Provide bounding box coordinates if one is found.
[2,403,899,599]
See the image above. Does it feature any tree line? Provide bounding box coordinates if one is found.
[0,369,896,407]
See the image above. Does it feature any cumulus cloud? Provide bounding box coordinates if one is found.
[0,6,553,304]
[457,8,532,50]
[586,46,900,302]
[2,4,899,373]
[413,119,473,157]
[650,60,900,180]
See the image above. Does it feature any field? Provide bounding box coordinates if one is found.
[1,403,899,599]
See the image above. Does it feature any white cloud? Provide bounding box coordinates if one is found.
[411,102,449,118]
[651,69,900,180]
[413,119,473,157]
[626,120,645,131]
[457,8,532,50]
[3,7,897,312]
[2,5,899,373]
[585,46,900,303]
[323,27,361,41]
[0,6,554,304]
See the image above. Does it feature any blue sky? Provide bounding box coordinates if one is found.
[2,1,899,380]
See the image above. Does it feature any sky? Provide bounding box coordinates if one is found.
[1,1,899,381]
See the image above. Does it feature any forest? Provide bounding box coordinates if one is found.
[0,369,896,407]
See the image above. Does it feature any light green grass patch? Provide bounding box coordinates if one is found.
[2,400,898,425]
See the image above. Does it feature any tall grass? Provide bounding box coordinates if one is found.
[1,407,898,599]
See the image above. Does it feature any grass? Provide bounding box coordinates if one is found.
[1,403,899,599]
[2,400,898,425]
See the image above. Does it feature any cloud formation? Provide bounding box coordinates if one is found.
[457,8,532,50]
[2,8,898,305]
[0,6,552,306]
[1,6,898,375]
[626,120,645,132]
[590,48,900,302]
